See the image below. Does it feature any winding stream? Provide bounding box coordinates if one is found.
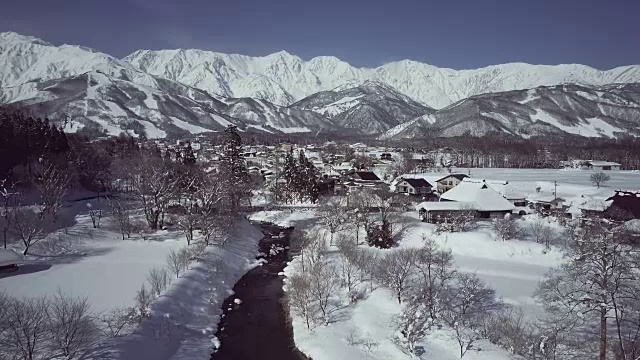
[211,222,309,360]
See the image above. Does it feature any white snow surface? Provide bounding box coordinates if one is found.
[169,116,212,134]
[532,110,626,137]
[0,203,264,360]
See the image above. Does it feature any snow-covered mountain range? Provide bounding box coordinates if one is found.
[126,48,640,109]
[289,81,433,134]
[381,83,640,139]
[0,32,343,137]
[2,31,640,139]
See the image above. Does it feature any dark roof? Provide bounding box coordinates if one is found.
[355,171,381,181]
[402,178,432,188]
[606,190,640,219]
[437,174,469,182]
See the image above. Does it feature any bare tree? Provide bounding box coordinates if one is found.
[133,284,153,322]
[0,180,17,249]
[46,290,100,359]
[290,228,314,273]
[11,207,45,255]
[441,272,501,358]
[166,249,183,278]
[308,256,339,323]
[189,240,208,261]
[286,273,318,330]
[529,218,557,248]
[97,307,135,338]
[376,248,419,304]
[353,249,379,293]
[87,202,102,229]
[411,236,456,319]
[318,198,349,245]
[590,171,611,188]
[125,153,180,230]
[178,247,191,272]
[199,212,232,246]
[178,208,198,245]
[336,236,361,294]
[1,296,50,360]
[0,291,10,338]
[395,301,431,357]
[147,267,169,296]
[35,159,70,221]
[348,190,375,243]
[536,221,640,360]
[108,197,132,240]
[493,213,521,241]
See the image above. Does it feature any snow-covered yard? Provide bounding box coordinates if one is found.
[0,201,264,360]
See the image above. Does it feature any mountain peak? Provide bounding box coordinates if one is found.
[0,31,52,46]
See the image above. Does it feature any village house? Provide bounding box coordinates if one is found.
[437,179,515,219]
[579,190,640,221]
[395,178,433,196]
[416,201,476,223]
[435,174,469,194]
[352,171,381,182]
[580,160,621,171]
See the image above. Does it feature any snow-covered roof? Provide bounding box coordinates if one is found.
[0,249,23,267]
[436,173,469,183]
[578,198,613,211]
[484,180,527,200]
[527,193,565,203]
[416,201,477,212]
[586,160,621,166]
[440,179,515,211]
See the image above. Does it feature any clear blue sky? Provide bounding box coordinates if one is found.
[1,0,637,69]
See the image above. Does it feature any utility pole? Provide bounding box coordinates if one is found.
[553,180,557,200]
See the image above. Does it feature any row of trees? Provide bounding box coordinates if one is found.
[317,189,411,248]
[287,231,501,358]
[0,111,70,179]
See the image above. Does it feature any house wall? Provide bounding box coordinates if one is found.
[437,177,463,194]
[396,181,431,195]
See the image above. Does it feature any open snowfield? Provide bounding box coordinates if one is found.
[0,200,263,360]
[462,168,640,189]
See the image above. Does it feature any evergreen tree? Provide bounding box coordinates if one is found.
[281,148,297,203]
[295,150,308,202]
[182,143,197,165]
[220,125,249,210]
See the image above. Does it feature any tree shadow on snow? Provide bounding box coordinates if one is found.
[29,246,115,266]
[0,263,52,279]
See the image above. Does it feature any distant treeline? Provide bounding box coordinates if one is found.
[233,131,640,170]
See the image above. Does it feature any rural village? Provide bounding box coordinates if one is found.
[1,119,640,360]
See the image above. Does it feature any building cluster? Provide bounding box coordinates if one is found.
[149,136,637,224]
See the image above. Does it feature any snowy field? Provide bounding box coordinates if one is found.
[0,200,263,360]
[461,168,640,189]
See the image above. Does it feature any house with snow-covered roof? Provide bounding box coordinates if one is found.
[440,179,515,218]
[395,178,433,196]
[435,173,469,194]
[580,160,621,171]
